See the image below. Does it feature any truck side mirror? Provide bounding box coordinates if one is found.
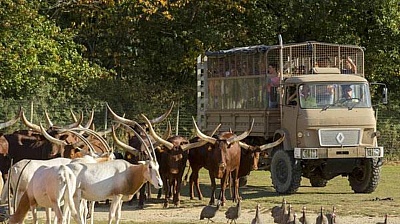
[382,87,388,104]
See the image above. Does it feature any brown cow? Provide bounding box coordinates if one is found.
[192,118,254,206]
[142,114,205,208]
[187,134,285,203]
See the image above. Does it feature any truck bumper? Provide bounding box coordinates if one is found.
[294,146,383,159]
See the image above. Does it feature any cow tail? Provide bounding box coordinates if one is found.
[62,166,80,224]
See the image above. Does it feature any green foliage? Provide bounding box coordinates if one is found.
[0,0,400,156]
[0,0,112,101]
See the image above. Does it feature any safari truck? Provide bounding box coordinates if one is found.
[196,38,387,194]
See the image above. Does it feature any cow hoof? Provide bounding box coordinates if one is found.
[163,202,169,208]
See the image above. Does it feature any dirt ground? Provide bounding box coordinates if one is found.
[86,201,397,224]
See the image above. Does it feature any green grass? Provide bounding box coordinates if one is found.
[180,164,399,217]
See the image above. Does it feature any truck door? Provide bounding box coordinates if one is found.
[282,85,298,148]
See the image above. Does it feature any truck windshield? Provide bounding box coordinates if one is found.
[298,83,371,109]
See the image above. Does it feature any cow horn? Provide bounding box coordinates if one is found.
[141,114,174,150]
[259,135,285,151]
[149,101,174,124]
[181,140,208,151]
[106,103,138,127]
[116,122,155,161]
[211,123,222,136]
[111,126,140,156]
[64,111,84,129]
[192,116,216,145]
[21,111,41,132]
[227,119,254,145]
[0,107,22,129]
[66,130,97,157]
[44,110,54,128]
[67,127,111,153]
[162,120,172,140]
[83,109,95,129]
[39,123,67,146]
[239,141,253,150]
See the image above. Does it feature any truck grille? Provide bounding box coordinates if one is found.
[318,129,360,146]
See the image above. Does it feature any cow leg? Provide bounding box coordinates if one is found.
[218,173,228,206]
[190,167,202,200]
[138,184,146,209]
[108,195,122,224]
[208,173,217,205]
[162,177,169,208]
[173,178,181,207]
[233,170,240,203]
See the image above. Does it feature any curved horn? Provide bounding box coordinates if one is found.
[0,107,22,129]
[39,123,67,146]
[116,122,155,161]
[83,109,95,129]
[64,111,83,129]
[111,126,140,156]
[21,111,41,132]
[227,119,254,145]
[106,103,138,127]
[211,123,222,136]
[141,114,174,150]
[66,130,97,157]
[192,116,216,145]
[181,140,208,151]
[67,127,111,153]
[239,141,253,150]
[149,101,174,124]
[44,110,54,128]
[162,120,172,140]
[259,135,285,151]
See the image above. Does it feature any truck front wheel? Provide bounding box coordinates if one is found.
[270,150,302,194]
[348,158,381,193]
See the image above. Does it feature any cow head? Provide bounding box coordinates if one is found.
[192,117,254,179]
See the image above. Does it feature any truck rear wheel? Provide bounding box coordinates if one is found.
[270,150,302,194]
[309,176,328,187]
[348,158,381,193]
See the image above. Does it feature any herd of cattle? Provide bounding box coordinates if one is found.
[0,103,284,223]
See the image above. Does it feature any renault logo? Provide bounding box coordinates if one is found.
[336,133,345,144]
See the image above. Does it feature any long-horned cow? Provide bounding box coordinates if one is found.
[192,118,254,206]
[142,114,205,208]
[107,102,174,208]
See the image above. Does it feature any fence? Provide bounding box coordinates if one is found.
[0,99,398,160]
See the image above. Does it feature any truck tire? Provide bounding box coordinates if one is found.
[348,158,381,193]
[309,176,328,187]
[270,150,302,194]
